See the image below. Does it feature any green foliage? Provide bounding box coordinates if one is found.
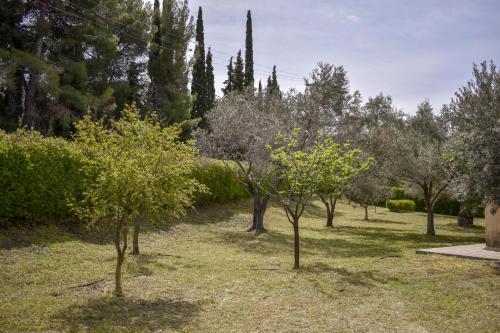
[386,200,416,213]
[316,140,372,197]
[0,130,86,226]
[232,50,245,92]
[191,158,249,206]
[388,187,469,216]
[244,10,254,88]
[74,104,205,227]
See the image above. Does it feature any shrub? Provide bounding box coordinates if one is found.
[386,199,416,212]
[0,130,87,226]
[192,158,249,206]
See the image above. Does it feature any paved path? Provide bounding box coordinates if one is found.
[416,243,500,261]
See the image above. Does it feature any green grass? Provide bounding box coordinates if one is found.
[0,200,498,332]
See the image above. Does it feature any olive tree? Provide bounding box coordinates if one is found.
[75,105,204,296]
[443,61,500,220]
[196,90,286,233]
[348,171,389,221]
[396,100,451,235]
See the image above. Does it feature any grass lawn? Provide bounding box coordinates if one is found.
[0,200,499,332]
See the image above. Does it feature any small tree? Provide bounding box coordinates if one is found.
[267,132,366,268]
[316,141,371,227]
[348,171,389,221]
[75,105,204,296]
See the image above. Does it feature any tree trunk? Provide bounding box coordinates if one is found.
[457,205,474,227]
[248,190,269,234]
[426,210,435,235]
[293,218,300,269]
[114,225,128,297]
[320,194,337,227]
[364,205,368,221]
[132,217,141,255]
[24,0,47,131]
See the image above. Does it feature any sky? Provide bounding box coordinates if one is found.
[186,0,500,114]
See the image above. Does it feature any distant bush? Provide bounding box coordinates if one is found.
[0,130,87,226]
[386,199,416,213]
[385,187,477,217]
[192,158,249,206]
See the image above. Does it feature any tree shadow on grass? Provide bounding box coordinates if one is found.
[301,262,403,287]
[0,199,254,249]
[354,218,407,225]
[213,228,401,259]
[333,225,484,248]
[54,296,201,332]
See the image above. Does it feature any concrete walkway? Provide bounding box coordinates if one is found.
[416,243,500,261]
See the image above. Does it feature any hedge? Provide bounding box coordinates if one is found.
[386,200,416,213]
[0,131,249,227]
[0,130,86,226]
[191,158,249,206]
[384,187,482,217]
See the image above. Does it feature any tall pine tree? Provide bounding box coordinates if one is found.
[147,0,193,125]
[244,10,254,88]
[222,56,233,95]
[205,47,215,111]
[191,6,207,121]
[233,50,245,92]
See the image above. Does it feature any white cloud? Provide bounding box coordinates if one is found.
[347,15,360,23]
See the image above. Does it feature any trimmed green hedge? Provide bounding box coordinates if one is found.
[386,199,416,213]
[192,158,249,206]
[0,130,86,226]
[0,131,249,226]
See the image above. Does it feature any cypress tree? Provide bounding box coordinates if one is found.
[191,6,206,120]
[148,0,162,112]
[205,47,215,111]
[233,50,245,92]
[222,57,233,95]
[244,10,254,88]
[266,65,280,96]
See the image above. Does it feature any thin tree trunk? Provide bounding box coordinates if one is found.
[293,218,300,269]
[364,205,368,220]
[114,225,128,297]
[319,194,337,227]
[132,217,141,255]
[426,210,435,236]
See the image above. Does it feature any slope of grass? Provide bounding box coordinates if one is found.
[0,200,498,332]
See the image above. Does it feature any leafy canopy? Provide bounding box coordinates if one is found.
[74,104,205,226]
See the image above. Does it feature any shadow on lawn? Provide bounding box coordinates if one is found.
[54,296,201,332]
[0,199,252,249]
[332,225,484,248]
[301,262,401,288]
[354,218,407,225]
[214,228,401,259]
